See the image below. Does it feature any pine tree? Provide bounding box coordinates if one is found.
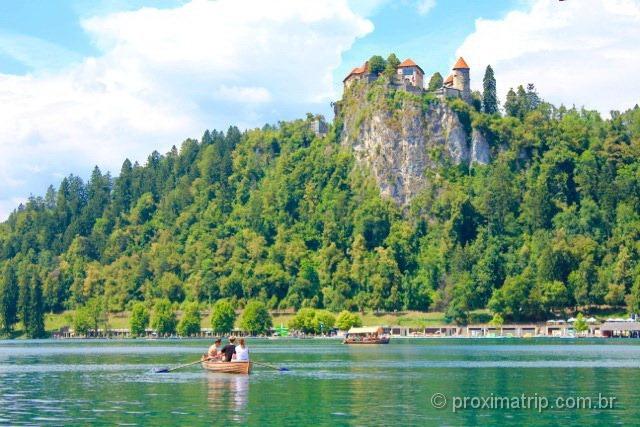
[0,263,19,333]
[526,83,541,110]
[27,273,45,338]
[516,85,528,118]
[482,65,498,114]
[18,270,31,334]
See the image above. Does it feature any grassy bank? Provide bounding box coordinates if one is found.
[29,307,627,337]
[39,309,458,335]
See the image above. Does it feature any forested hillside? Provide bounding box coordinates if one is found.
[2,79,640,335]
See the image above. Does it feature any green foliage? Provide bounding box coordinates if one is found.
[239,300,272,335]
[0,263,19,333]
[177,301,201,336]
[73,297,106,337]
[210,299,237,334]
[427,72,443,91]
[151,298,177,336]
[384,53,400,78]
[573,312,588,334]
[504,84,540,119]
[482,65,498,114]
[368,55,386,76]
[489,313,504,327]
[335,310,362,330]
[130,302,149,337]
[1,84,640,328]
[289,308,335,334]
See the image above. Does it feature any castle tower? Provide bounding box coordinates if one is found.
[452,57,471,102]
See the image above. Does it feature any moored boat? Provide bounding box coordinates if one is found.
[343,326,390,344]
[201,360,252,374]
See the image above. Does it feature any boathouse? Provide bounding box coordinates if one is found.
[600,321,640,338]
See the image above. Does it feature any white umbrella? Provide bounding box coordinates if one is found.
[586,317,597,323]
[567,317,576,322]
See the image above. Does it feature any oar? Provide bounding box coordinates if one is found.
[155,358,211,373]
[252,361,290,372]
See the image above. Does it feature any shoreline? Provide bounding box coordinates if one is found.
[1,334,627,341]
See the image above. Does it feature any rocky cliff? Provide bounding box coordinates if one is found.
[338,83,491,205]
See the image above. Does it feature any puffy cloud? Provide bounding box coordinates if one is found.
[416,0,436,15]
[0,0,373,219]
[457,0,640,114]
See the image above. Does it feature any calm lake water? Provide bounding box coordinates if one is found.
[1,338,640,426]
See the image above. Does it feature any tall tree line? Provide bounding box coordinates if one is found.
[0,86,639,328]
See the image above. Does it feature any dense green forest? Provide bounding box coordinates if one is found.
[1,62,640,336]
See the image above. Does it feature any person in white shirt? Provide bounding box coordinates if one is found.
[235,338,250,361]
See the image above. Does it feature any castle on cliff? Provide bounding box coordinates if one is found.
[343,56,471,103]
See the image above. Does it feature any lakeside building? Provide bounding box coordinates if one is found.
[601,321,640,338]
[51,318,640,339]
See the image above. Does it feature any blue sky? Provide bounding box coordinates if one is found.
[0,0,639,219]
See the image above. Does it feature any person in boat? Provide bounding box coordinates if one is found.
[203,338,222,361]
[235,338,249,362]
[220,336,237,362]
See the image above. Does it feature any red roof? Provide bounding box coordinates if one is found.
[444,74,454,86]
[398,58,424,74]
[398,58,417,67]
[343,61,369,82]
[453,57,470,69]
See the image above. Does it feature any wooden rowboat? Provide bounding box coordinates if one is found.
[201,360,252,374]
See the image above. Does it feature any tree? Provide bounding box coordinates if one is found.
[335,311,362,331]
[315,310,336,334]
[73,297,106,337]
[130,302,149,337]
[239,300,272,335]
[289,308,317,334]
[211,299,237,334]
[368,55,386,76]
[526,83,541,110]
[384,53,400,78]
[573,313,588,335]
[288,308,335,334]
[482,65,498,114]
[151,298,177,336]
[504,88,518,117]
[27,273,46,338]
[177,301,201,337]
[490,313,504,327]
[427,72,443,91]
[0,263,19,333]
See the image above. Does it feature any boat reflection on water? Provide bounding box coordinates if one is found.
[206,373,249,422]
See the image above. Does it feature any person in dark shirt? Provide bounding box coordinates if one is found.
[220,336,236,362]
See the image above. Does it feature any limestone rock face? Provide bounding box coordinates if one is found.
[471,128,490,165]
[341,96,491,206]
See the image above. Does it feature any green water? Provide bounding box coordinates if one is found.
[1,338,639,426]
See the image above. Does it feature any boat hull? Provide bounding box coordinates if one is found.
[343,337,390,344]
[201,360,252,374]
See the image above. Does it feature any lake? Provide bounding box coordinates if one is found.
[1,338,639,426]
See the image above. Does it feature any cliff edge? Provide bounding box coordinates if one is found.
[337,82,491,205]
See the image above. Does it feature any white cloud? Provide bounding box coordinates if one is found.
[457,0,640,114]
[0,0,373,219]
[416,0,436,15]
